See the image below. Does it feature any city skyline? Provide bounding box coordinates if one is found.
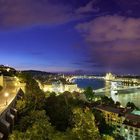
[0,0,140,74]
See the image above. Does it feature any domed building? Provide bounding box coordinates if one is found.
[105,73,115,81]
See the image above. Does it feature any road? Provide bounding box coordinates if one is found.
[0,83,18,114]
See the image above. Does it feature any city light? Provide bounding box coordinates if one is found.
[0,0,140,139]
[6,68,10,72]
[4,92,9,105]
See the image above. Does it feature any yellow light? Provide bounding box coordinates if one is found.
[4,92,9,105]
[15,83,18,86]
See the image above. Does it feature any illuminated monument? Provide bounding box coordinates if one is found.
[105,73,115,81]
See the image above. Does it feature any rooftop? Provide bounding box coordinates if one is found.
[96,105,140,128]
[125,113,140,123]
[124,114,140,128]
[96,105,124,115]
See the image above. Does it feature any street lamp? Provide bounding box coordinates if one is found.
[15,83,18,86]
[4,92,9,105]
[6,68,10,72]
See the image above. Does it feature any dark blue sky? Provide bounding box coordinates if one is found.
[0,0,140,74]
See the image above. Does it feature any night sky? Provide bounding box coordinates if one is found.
[0,0,140,74]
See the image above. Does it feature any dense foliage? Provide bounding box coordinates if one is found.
[9,74,123,140]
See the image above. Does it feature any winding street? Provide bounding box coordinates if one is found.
[0,83,18,114]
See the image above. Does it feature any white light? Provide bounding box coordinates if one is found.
[6,68,10,72]
[4,92,9,97]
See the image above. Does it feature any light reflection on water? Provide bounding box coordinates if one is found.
[75,79,140,108]
[104,80,140,108]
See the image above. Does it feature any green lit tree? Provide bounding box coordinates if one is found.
[9,131,28,140]
[51,131,77,140]
[9,110,55,140]
[71,107,101,140]
[17,72,45,111]
[102,135,115,140]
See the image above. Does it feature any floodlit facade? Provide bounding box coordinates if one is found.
[122,124,140,140]
[64,84,79,92]
[43,82,81,93]
[43,84,53,92]
[105,73,115,81]
[96,106,140,140]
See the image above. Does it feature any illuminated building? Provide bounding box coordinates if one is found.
[43,82,81,94]
[64,84,79,92]
[96,106,140,140]
[105,73,115,81]
[43,84,53,92]
[122,112,140,140]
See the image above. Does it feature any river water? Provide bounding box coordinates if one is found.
[74,78,140,108]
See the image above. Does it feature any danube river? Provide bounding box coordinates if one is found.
[74,78,140,108]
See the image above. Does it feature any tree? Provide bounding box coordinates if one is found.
[25,118,54,140]
[102,135,115,140]
[92,109,113,134]
[17,72,46,111]
[71,107,101,140]
[84,87,95,102]
[51,131,77,140]
[45,94,72,131]
[101,96,115,106]
[45,93,85,132]
[9,131,28,140]
[126,102,138,110]
[14,78,46,123]
[115,101,121,108]
[9,110,55,140]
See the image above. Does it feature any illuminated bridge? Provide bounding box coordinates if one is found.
[94,86,140,94]
[66,75,140,85]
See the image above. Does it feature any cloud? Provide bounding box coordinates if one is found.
[0,0,102,29]
[76,15,140,42]
[89,40,140,66]
[0,0,75,28]
[76,15,140,73]
[76,0,99,14]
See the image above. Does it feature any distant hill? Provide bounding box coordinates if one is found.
[22,70,55,76]
[22,70,57,83]
[22,70,56,79]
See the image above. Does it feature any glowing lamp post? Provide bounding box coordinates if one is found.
[6,68,10,72]
[4,92,9,105]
